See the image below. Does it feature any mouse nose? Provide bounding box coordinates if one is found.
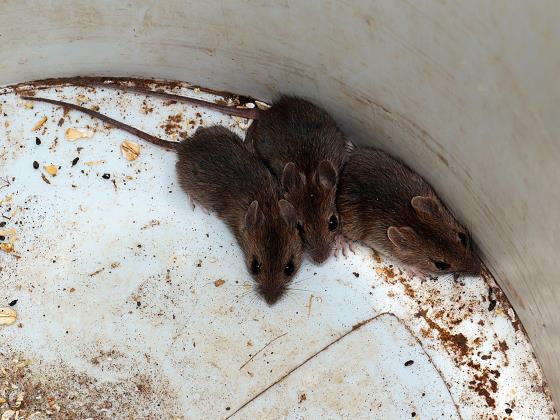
[259,285,285,305]
[310,248,331,264]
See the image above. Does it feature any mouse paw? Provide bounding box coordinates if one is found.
[335,236,356,258]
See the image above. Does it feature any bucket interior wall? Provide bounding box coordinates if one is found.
[1,0,559,409]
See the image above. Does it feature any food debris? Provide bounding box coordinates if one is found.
[23,101,34,109]
[102,173,111,180]
[41,173,51,185]
[76,94,88,104]
[84,160,105,166]
[232,116,251,130]
[43,165,58,176]
[121,140,141,161]
[1,410,15,420]
[255,100,271,110]
[307,294,314,316]
[141,220,160,230]
[35,137,41,145]
[0,229,16,238]
[214,279,225,287]
[0,307,17,325]
[0,195,12,205]
[71,157,79,166]
[15,359,32,369]
[32,161,39,169]
[32,116,48,131]
[69,287,76,293]
[0,243,14,253]
[298,393,307,403]
[65,128,94,141]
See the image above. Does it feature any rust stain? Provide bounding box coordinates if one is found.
[160,113,183,136]
[416,309,470,360]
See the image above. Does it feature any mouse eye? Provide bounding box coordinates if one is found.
[251,258,261,275]
[458,232,468,247]
[328,215,338,231]
[433,260,451,271]
[284,259,295,277]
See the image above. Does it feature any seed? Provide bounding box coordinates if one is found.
[102,173,111,179]
[33,161,39,169]
[72,157,79,166]
[35,137,41,145]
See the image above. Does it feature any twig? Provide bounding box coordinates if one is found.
[239,332,287,371]
[226,312,462,420]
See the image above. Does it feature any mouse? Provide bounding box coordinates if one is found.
[246,96,348,264]
[336,146,481,277]
[75,82,261,120]
[22,95,303,304]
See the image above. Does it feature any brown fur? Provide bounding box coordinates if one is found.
[21,95,302,304]
[177,126,304,304]
[337,147,480,276]
[246,96,347,263]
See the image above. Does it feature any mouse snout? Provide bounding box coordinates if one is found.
[309,247,331,264]
[258,284,286,305]
[465,256,482,276]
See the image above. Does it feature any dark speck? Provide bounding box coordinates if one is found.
[0,222,5,227]
[225,407,230,411]
[404,360,414,366]
[411,412,416,417]
[9,299,17,306]
[353,272,359,277]
[102,173,111,179]
[505,408,512,414]
[0,236,5,241]
[72,157,79,166]
[33,161,39,169]
[488,299,497,311]
[35,137,41,145]
[136,301,141,307]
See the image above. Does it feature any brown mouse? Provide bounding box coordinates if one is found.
[22,95,303,304]
[76,82,261,120]
[246,96,347,264]
[337,147,481,277]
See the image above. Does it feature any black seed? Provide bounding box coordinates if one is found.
[225,407,230,411]
[136,301,141,307]
[488,299,497,311]
[72,157,79,166]
[102,173,111,179]
[353,272,359,277]
[505,408,512,414]
[35,137,41,145]
[411,413,416,417]
[33,161,39,169]
[9,299,17,306]
[0,236,5,241]
[404,360,414,366]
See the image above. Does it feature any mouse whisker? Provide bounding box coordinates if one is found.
[286,287,317,294]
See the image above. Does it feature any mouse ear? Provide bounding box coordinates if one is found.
[245,200,263,231]
[411,196,442,221]
[278,199,298,229]
[282,162,305,192]
[387,226,417,251]
[317,160,337,189]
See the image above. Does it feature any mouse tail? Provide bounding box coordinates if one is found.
[20,95,179,150]
[75,82,260,120]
